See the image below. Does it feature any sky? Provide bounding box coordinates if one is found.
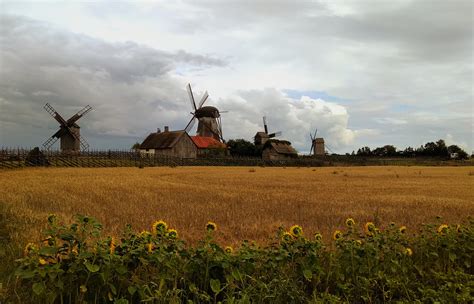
[0,0,472,154]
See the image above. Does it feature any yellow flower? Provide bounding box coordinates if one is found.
[109,237,116,254]
[146,243,153,253]
[354,240,362,246]
[399,226,407,234]
[39,258,48,265]
[289,225,303,237]
[364,222,376,235]
[333,230,343,240]
[224,246,233,254]
[139,230,151,238]
[152,220,168,234]
[24,243,36,256]
[345,218,355,227]
[437,224,449,235]
[282,232,293,242]
[405,247,413,256]
[167,229,178,239]
[314,233,323,242]
[206,221,217,232]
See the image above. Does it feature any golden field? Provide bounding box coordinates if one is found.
[1,166,473,246]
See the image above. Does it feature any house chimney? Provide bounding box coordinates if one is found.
[157,128,161,133]
[164,126,169,132]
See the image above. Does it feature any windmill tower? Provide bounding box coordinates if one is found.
[309,128,325,156]
[42,103,92,152]
[184,83,224,142]
[254,116,282,146]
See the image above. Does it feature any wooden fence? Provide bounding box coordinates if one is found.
[0,147,469,169]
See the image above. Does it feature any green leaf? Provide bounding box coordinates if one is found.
[114,299,129,304]
[303,269,313,281]
[210,279,221,294]
[116,265,127,275]
[32,282,45,295]
[84,261,100,273]
[449,252,456,262]
[127,286,136,295]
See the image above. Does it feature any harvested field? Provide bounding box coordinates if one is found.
[1,166,473,246]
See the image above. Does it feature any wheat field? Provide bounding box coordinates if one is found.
[1,166,473,246]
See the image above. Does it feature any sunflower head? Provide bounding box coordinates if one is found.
[405,247,413,256]
[282,232,293,242]
[24,243,36,256]
[206,221,217,232]
[437,224,449,235]
[345,218,355,228]
[167,229,178,239]
[224,246,233,254]
[152,220,168,235]
[314,232,323,242]
[146,243,153,253]
[139,230,151,239]
[399,226,407,234]
[364,222,376,235]
[333,230,343,241]
[38,258,48,265]
[289,225,303,237]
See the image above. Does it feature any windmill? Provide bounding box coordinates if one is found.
[184,83,224,142]
[254,116,282,146]
[42,103,92,152]
[309,128,325,156]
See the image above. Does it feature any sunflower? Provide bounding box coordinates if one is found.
[167,229,178,239]
[333,230,343,240]
[345,218,355,228]
[139,230,151,239]
[152,220,168,235]
[314,232,323,242]
[399,226,407,234]
[405,247,413,256]
[146,243,153,253]
[364,222,376,235]
[109,237,116,255]
[282,232,293,242]
[225,246,233,254]
[206,221,217,232]
[39,258,48,265]
[437,224,449,235]
[354,240,362,246]
[24,243,36,256]
[289,225,303,237]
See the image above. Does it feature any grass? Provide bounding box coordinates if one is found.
[1,166,473,248]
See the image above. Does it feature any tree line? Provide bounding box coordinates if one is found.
[353,139,469,159]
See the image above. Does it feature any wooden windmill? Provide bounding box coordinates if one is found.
[42,103,92,152]
[184,84,224,142]
[309,128,325,156]
[254,116,282,146]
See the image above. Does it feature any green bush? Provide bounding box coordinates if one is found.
[12,215,474,303]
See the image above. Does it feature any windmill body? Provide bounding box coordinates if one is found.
[184,84,224,142]
[254,116,281,146]
[43,103,92,152]
[309,128,325,156]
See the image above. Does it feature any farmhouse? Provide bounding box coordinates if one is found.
[191,135,228,157]
[139,127,197,158]
[262,139,297,160]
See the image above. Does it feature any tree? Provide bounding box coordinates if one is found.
[227,139,261,157]
[131,142,141,151]
[448,145,468,159]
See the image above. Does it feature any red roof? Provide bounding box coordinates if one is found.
[191,136,226,149]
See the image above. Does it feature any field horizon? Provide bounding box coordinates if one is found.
[1,166,473,247]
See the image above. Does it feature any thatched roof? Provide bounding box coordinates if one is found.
[264,139,297,155]
[140,131,192,149]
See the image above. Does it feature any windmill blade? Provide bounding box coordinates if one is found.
[310,142,315,155]
[268,131,282,138]
[186,83,197,111]
[67,105,92,125]
[263,116,268,134]
[313,128,318,138]
[184,116,197,133]
[197,91,209,109]
[44,103,67,126]
[42,136,59,150]
[79,136,89,151]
